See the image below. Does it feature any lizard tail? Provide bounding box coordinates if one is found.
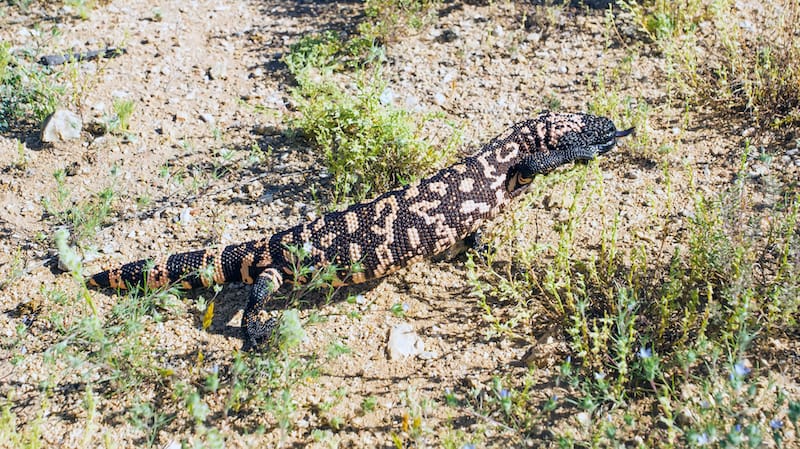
[88,248,216,290]
[88,241,264,290]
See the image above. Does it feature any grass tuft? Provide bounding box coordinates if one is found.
[0,41,64,131]
[284,31,457,204]
[618,0,800,127]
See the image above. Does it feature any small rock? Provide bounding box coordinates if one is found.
[525,32,541,43]
[405,95,421,111]
[199,112,215,125]
[748,164,769,178]
[576,412,592,428]
[41,109,82,142]
[676,407,696,426]
[177,208,193,225]
[208,62,228,80]
[253,123,281,136]
[738,20,756,33]
[174,111,189,122]
[437,29,458,43]
[624,169,640,180]
[244,182,263,201]
[379,87,396,106]
[387,323,424,360]
[418,351,438,360]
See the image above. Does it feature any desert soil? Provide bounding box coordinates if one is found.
[0,1,798,448]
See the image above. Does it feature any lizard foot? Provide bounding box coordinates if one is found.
[241,267,283,351]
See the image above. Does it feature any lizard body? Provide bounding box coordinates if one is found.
[89,111,632,348]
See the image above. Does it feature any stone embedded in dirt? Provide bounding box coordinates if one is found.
[208,62,228,80]
[418,350,438,360]
[41,109,82,143]
[199,112,215,125]
[253,123,281,136]
[387,323,424,360]
[624,169,640,180]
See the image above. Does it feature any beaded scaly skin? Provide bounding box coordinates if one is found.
[89,111,633,349]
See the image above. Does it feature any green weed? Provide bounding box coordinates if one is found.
[618,0,800,127]
[63,0,96,20]
[464,145,799,445]
[363,0,440,38]
[284,31,457,204]
[0,41,63,131]
[103,98,135,135]
[42,169,116,245]
[0,394,45,449]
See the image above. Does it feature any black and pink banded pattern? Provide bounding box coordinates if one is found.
[88,111,632,348]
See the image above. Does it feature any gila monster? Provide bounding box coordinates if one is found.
[88,111,633,349]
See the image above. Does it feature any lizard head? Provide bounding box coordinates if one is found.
[505,112,633,192]
[535,111,634,161]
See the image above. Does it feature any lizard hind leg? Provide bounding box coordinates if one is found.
[242,267,284,350]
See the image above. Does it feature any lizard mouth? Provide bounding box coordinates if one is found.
[575,126,635,164]
[596,127,635,155]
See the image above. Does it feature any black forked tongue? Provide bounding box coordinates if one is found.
[615,127,635,138]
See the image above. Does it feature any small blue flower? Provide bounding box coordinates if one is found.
[735,424,742,432]
[461,444,476,449]
[695,432,709,445]
[594,371,606,381]
[770,418,783,430]
[638,347,652,359]
[302,241,313,253]
[499,389,510,399]
[733,361,750,377]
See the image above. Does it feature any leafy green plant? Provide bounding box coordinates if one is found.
[42,169,116,244]
[0,41,63,131]
[63,0,96,20]
[617,0,800,127]
[363,0,441,38]
[462,141,800,445]
[284,31,457,204]
[104,98,135,135]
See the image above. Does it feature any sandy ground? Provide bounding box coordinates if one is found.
[1,1,798,447]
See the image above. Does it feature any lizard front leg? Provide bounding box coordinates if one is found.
[242,267,284,350]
